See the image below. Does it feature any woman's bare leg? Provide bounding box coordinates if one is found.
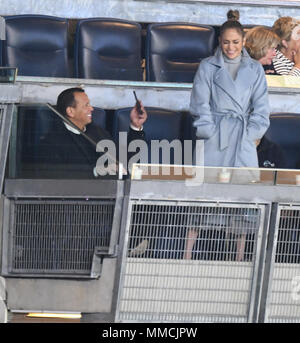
[236,234,246,262]
[184,229,199,260]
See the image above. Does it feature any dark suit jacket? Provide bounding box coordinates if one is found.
[38,120,145,179]
[257,136,286,169]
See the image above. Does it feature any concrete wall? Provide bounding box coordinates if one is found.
[1,0,300,26]
[16,76,300,114]
[6,258,117,313]
[0,277,7,323]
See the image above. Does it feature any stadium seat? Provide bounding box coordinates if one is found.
[264,113,300,169]
[3,15,71,77]
[91,107,107,131]
[75,18,143,81]
[146,23,215,82]
[112,107,184,164]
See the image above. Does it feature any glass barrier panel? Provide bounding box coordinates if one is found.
[7,104,116,180]
[276,170,300,186]
[7,103,300,183]
[0,67,17,83]
[131,164,281,186]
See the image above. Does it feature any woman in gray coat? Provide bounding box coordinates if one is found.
[190,22,270,168]
[185,14,270,261]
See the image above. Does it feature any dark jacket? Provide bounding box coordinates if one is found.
[38,120,145,178]
[257,136,286,168]
[263,62,279,75]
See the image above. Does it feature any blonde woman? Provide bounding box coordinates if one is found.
[245,26,280,66]
[271,16,300,76]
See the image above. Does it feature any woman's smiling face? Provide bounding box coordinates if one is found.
[220,28,244,59]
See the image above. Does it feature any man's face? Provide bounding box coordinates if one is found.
[67,91,93,129]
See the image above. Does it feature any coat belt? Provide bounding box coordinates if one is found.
[218,112,247,151]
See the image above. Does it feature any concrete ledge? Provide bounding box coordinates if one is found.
[6,258,117,313]
[1,0,300,25]
[15,76,300,113]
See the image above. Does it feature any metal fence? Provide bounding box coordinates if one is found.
[116,200,266,323]
[263,204,300,323]
[2,183,300,322]
[4,199,115,277]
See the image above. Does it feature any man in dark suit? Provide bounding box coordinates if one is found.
[39,87,147,178]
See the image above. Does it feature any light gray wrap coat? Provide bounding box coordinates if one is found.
[190,47,270,167]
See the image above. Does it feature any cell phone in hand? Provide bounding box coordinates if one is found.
[133,91,143,117]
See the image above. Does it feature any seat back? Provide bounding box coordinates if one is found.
[264,113,300,169]
[91,107,107,131]
[112,107,184,164]
[75,18,143,81]
[3,15,71,77]
[146,23,215,82]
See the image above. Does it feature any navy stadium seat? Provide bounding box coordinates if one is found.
[264,113,300,169]
[75,18,143,81]
[112,107,184,164]
[146,22,215,82]
[3,15,71,77]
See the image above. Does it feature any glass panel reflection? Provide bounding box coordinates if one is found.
[131,164,279,185]
[0,67,17,83]
[8,104,113,179]
[8,104,300,183]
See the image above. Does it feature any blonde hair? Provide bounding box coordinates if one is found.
[245,26,280,60]
[272,16,300,49]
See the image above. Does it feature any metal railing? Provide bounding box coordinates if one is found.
[116,200,266,323]
[8,199,114,276]
[262,204,300,323]
[1,180,124,280]
[1,178,300,321]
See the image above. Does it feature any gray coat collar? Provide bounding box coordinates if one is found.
[210,46,252,67]
[209,47,257,111]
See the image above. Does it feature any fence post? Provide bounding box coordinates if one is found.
[258,202,279,323]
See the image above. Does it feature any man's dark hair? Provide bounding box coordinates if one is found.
[56,87,85,117]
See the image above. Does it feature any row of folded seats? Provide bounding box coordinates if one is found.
[2,14,217,82]
[15,105,300,178]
